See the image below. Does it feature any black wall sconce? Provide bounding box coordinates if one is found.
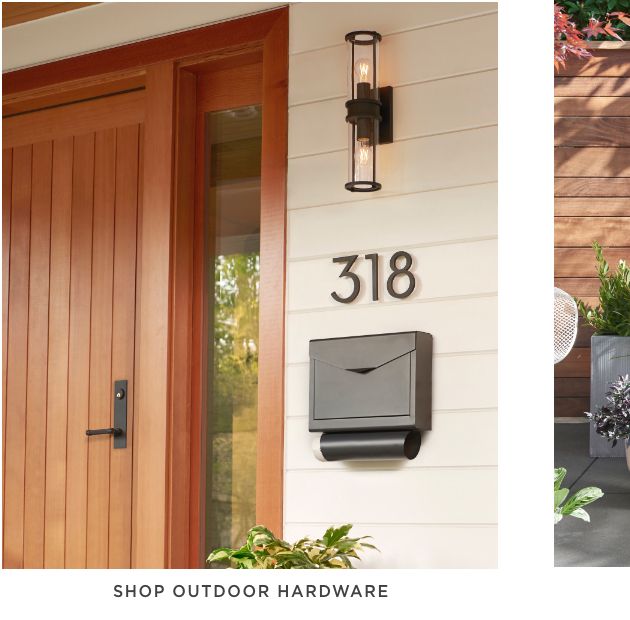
[344,30,393,193]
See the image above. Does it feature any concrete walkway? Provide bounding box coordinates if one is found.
[555,423,630,567]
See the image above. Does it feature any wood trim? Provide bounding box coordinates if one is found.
[133,62,176,568]
[3,3,98,27]
[188,101,209,568]
[3,71,145,118]
[166,68,196,569]
[186,12,287,567]
[2,149,12,528]
[255,8,287,538]
[3,9,281,96]
[3,90,145,149]
[196,61,263,112]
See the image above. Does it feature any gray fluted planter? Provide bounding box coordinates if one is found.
[626,439,630,472]
[589,335,630,457]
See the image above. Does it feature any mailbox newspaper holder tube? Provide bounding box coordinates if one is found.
[309,332,432,461]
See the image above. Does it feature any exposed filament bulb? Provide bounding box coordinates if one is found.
[354,58,372,83]
[358,145,370,165]
[354,144,373,181]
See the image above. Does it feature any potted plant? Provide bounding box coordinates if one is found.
[586,375,630,471]
[575,242,630,457]
[554,467,603,524]
[207,524,376,568]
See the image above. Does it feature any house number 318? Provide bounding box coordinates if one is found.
[331,251,416,304]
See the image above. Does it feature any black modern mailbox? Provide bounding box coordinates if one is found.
[309,331,432,460]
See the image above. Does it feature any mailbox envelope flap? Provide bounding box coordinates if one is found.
[310,332,417,371]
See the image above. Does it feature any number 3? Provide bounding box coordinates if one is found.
[331,255,360,303]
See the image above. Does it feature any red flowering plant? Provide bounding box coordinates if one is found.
[554,4,592,70]
[555,1,630,70]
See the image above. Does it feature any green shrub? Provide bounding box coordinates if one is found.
[575,242,630,336]
[207,524,377,569]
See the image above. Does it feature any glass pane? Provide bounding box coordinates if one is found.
[205,105,262,564]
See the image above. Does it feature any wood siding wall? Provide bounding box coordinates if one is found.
[554,48,630,418]
[2,116,142,567]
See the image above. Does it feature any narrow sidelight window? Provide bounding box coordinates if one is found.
[204,105,262,560]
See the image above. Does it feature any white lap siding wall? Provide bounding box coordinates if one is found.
[284,3,498,568]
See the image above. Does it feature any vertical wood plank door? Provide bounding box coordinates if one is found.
[2,91,144,568]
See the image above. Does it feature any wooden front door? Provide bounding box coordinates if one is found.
[3,91,143,568]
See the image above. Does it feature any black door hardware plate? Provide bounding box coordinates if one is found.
[113,379,127,449]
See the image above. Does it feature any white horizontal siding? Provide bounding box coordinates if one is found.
[286,295,497,364]
[288,238,497,311]
[289,2,497,54]
[289,69,497,158]
[287,126,497,210]
[289,12,497,106]
[285,3,497,568]
[285,410,498,470]
[288,183,497,259]
[284,468,497,524]
[285,351,497,417]
[282,523,498,569]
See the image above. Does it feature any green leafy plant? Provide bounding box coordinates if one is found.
[207,524,377,569]
[575,242,630,336]
[558,1,630,40]
[554,467,604,524]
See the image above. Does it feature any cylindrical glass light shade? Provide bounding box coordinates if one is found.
[345,31,382,192]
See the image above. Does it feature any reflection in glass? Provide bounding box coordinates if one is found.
[205,105,262,564]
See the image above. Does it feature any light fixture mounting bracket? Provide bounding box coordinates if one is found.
[378,86,393,145]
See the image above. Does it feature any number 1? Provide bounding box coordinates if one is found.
[365,253,379,301]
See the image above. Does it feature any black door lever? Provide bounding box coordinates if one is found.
[85,379,128,448]
[86,427,122,437]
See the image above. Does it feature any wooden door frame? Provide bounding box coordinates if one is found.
[3,6,288,568]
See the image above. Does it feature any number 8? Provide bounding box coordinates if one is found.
[386,251,415,299]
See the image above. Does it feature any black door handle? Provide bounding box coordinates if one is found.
[86,427,122,437]
[84,379,128,449]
